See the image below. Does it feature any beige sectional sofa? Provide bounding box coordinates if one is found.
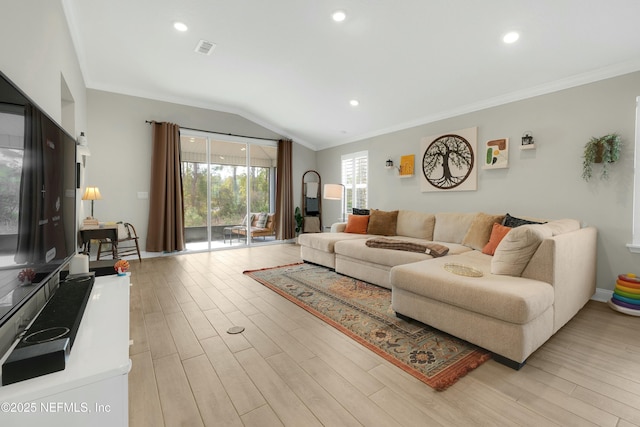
[297,210,597,368]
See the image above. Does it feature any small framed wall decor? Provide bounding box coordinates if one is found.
[521,132,535,150]
[482,138,509,169]
[399,154,414,177]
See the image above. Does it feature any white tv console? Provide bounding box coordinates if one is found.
[0,274,131,427]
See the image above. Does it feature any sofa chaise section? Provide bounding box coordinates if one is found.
[390,222,598,367]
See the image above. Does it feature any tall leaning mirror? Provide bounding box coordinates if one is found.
[301,170,322,233]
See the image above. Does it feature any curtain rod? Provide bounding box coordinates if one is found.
[145,120,280,142]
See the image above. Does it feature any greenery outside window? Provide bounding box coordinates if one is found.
[341,150,368,213]
[180,131,277,248]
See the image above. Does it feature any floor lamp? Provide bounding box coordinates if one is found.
[323,183,345,222]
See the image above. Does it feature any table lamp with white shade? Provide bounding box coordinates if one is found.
[82,186,102,225]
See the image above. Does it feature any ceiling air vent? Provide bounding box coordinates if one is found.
[194,39,216,55]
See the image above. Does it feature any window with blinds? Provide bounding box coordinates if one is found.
[341,151,368,213]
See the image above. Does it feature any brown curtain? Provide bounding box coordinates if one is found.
[16,104,44,263]
[275,139,295,240]
[146,122,185,252]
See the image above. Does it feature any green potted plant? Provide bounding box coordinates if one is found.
[294,206,304,235]
[582,133,622,181]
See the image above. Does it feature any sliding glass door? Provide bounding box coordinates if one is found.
[180,131,278,250]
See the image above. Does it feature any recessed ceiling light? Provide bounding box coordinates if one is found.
[174,22,188,32]
[503,31,519,44]
[332,10,346,22]
[349,99,359,107]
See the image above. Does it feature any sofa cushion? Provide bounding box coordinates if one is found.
[336,237,470,268]
[396,210,435,240]
[367,209,399,236]
[390,255,554,324]
[491,224,553,276]
[344,214,370,234]
[337,239,433,267]
[298,232,370,253]
[433,212,476,244]
[482,223,512,255]
[335,239,425,268]
[462,212,505,250]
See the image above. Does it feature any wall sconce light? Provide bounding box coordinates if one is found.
[77,131,91,157]
[521,131,535,150]
[385,159,394,169]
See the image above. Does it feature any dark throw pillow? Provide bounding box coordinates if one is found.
[502,213,545,228]
[352,208,371,216]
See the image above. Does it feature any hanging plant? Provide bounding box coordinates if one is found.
[582,133,622,181]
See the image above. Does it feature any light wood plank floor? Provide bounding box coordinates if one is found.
[128,243,640,426]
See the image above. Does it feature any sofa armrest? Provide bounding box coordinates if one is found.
[523,226,597,332]
[331,222,347,233]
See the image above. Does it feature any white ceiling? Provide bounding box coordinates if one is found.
[63,0,640,151]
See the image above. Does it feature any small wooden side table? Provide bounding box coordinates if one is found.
[78,225,118,259]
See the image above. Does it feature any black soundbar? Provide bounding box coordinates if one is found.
[1,273,95,385]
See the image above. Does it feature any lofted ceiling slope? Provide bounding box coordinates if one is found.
[63,0,640,150]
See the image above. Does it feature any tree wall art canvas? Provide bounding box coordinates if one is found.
[420,127,477,192]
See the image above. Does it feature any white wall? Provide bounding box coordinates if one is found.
[86,89,315,249]
[0,1,86,137]
[317,72,640,291]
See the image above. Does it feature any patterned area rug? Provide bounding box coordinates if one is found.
[244,262,491,391]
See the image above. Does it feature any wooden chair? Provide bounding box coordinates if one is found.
[97,222,142,262]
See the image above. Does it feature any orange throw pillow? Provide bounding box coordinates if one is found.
[482,223,511,255]
[345,214,370,234]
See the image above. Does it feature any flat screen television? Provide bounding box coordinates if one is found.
[0,71,77,329]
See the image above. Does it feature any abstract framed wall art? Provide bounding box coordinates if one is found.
[420,127,477,192]
[482,138,509,169]
[399,154,414,177]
